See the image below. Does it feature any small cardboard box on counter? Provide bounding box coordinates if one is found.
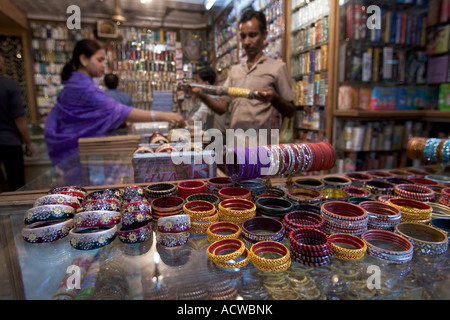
[133,149,217,183]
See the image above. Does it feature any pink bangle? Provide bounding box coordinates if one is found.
[177,180,207,199]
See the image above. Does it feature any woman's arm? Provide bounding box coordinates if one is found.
[125,108,185,126]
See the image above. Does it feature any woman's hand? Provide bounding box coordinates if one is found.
[163,112,186,127]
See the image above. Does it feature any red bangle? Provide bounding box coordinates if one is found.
[408,177,440,186]
[343,187,370,197]
[151,196,185,220]
[218,187,252,201]
[321,201,368,235]
[154,143,176,153]
[358,201,401,231]
[117,222,152,244]
[440,187,450,206]
[283,210,324,231]
[367,170,393,179]
[394,183,436,202]
[206,177,234,194]
[345,172,373,187]
[74,210,121,228]
[177,180,207,199]
[361,229,413,264]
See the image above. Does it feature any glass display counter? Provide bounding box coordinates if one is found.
[1,176,450,301]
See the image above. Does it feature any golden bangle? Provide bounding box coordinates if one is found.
[207,222,242,243]
[211,248,251,269]
[252,258,291,273]
[250,241,291,267]
[189,210,219,222]
[206,239,245,263]
[329,233,367,261]
[183,200,216,218]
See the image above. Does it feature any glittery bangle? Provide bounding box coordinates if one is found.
[252,187,287,200]
[34,194,81,211]
[344,172,373,188]
[286,188,322,205]
[342,187,370,198]
[69,225,117,250]
[206,238,245,263]
[74,210,122,228]
[206,177,234,194]
[361,229,413,264]
[22,218,74,243]
[363,180,395,196]
[207,222,241,243]
[255,197,293,218]
[323,176,352,189]
[81,199,120,212]
[241,217,285,243]
[145,183,178,200]
[117,222,152,244]
[329,233,367,261]
[387,198,433,222]
[24,204,75,225]
[394,222,448,255]
[359,201,401,231]
[157,214,191,233]
[250,241,291,272]
[393,183,436,202]
[320,188,349,202]
[155,230,190,247]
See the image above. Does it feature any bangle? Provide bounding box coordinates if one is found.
[289,227,332,266]
[48,186,87,197]
[154,143,176,153]
[149,132,169,145]
[150,111,156,122]
[363,180,395,196]
[361,229,413,264]
[252,187,286,200]
[117,222,152,244]
[286,188,322,205]
[186,193,220,208]
[85,188,122,201]
[218,198,257,225]
[367,170,393,180]
[342,187,370,198]
[121,210,152,227]
[388,169,414,179]
[122,199,151,213]
[329,233,367,261]
[218,187,252,201]
[150,196,185,220]
[319,188,349,202]
[24,204,75,225]
[425,174,450,184]
[81,199,120,212]
[74,210,121,228]
[348,196,375,205]
[429,202,450,219]
[385,177,415,185]
[133,146,154,155]
[22,218,73,243]
[358,201,401,231]
[250,241,291,272]
[183,200,216,217]
[321,201,368,236]
[430,218,450,235]
[34,194,81,211]
[387,198,432,223]
[145,182,177,200]
[69,225,117,250]
[394,183,436,202]
[177,180,207,199]
[344,172,373,188]
[206,177,234,194]
[207,222,241,243]
[241,217,285,244]
[155,230,190,247]
[122,185,145,200]
[293,177,324,190]
[394,222,448,255]
[408,177,440,187]
[157,214,191,233]
[323,176,352,189]
[206,238,245,263]
[255,197,293,218]
[282,211,324,234]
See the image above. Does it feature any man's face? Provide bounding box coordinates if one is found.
[239,17,267,58]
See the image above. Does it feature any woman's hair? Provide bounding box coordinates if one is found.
[239,9,267,34]
[61,39,103,81]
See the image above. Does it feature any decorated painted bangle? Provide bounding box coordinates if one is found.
[48,185,87,196]
[387,198,433,221]
[34,194,81,211]
[69,225,117,250]
[151,196,185,220]
[343,187,370,198]
[241,217,285,242]
[122,185,145,200]
[145,183,178,200]
[186,193,220,208]
[361,229,413,264]
[206,238,245,263]
[206,177,234,194]
[24,204,75,225]
[86,188,122,201]
[218,187,252,201]
[206,222,241,243]
[117,222,152,244]
[283,211,324,230]
[22,218,73,243]
[155,230,190,247]
[363,180,395,195]
[74,210,121,228]
[286,188,322,205]
[122,199,151,213]
[177,180,207,199]
[157,214,191,233]
[121,210,152,227]
[81,199,120,212]
[329,233,367,261]
[344,172,373,188]
[255,197,293,218]
[319,188,348,202]
[394,222,449,255]
[394,183,436,202]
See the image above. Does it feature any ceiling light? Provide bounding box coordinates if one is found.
[205,0,216,10]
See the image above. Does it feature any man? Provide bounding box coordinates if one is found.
[104,73,133,106]
[0,54,35,191]
[192,9,295,146]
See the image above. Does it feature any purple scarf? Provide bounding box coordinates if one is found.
[44,72,133,165]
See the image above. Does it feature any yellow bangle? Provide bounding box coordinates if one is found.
[183,200,216,218]
[249,241,291,272]
[206,222,241,243]
[329,233,367,261]
[211,248,251,269]
[206,239,245,263]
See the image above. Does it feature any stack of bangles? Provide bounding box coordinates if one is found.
[206,221,241,243]
[118,198,152,244]
[394,183,436,202]
[387,198,433,224]
[149,132,169,145]
[429,202,450,219]
[286,188,322,205]
[321,201,368,236]
[249,241,291,272]
[206,239,251,269]
[289,227,332,267]
[22,219,74,243]
[241,217,285,246]
[282,211,324,236]
[363,180,395,195]
[252,187,286,200]
[155,214,191,247]
[150,196,185,220]
[358,201,402,231]
[328,233,367,261]
[218,187,252,201]
[255,197,293,219]
[177,180,207,199]
[361,229,413,264]
[186,193,220,208]
[206,177,234,194]
[322,176,352,189]
[183,200,218,234]
[145,183,177,200]
[218,198,256,226]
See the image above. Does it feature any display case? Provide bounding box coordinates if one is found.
[1,157,450,300]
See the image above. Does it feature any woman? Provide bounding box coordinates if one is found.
[44,39,184,166]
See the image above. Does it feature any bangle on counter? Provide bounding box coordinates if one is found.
[358,201,401,231]
[183,200,216,218]
[388,169,414,179]
[282,211,324,235]
[133,145,154,155]
[343,187,370,198]
[394,222,448,255]
[329,233,367,261]
[394,183,436,202]
[426,174,450,184]
[207,239,250,269]
[249,241,291,273]
[190,217,219,234]
[24,204,75,225]
[154,143,176,153]
[429,202,450,219]
[149,132,169,145]
[361,229,413,264]
[255,197,293,218]
[69,225,117,250]
[320,188,349,202]
[34,194,81,211]
[387,198,433,223]
[117,222,152,244]
[293,177,324,190]
[157,214,191,233]
[150,196,184,220]
[375,194,398,204]
[385,177,415,185]
[289,227,332,267]
[207,222,241,243]
[344,172,373,188]
[323,176,352,189]
[186,193,220,208]
[430,218,450,235]
[252,187,286,200]
[408,177,440,187]
[177,180,207,199]
[121,210,152,227]
[145,182,177,200]
[241,217,285,244]
[122,199,151,213]
[286,188,322,205]
[48,185,87,197]
[155,230,190,247]
[234,178,266,191]
[85,188,122,201]
[218,187,252,201]
[22,218,74,243]
[122,185,145,200]
[206,177,234,194]
[321,201,368,236]
[348,196,375,205]
[367,170,394,180]
[81,199,121,212]
[74,210,121,228]
[218,198,257,225]
[363,180,395,196]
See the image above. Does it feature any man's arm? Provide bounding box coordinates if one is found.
[14,115,35,157]
[196,91,229,115]
[254,88,295,118]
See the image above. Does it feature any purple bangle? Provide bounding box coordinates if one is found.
[157,214,191,233]
[241,217,285,242]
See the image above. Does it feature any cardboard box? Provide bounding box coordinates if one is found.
[370,87,397,110]
[133,149,217,183]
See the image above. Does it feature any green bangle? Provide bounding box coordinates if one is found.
[255,197,293,218]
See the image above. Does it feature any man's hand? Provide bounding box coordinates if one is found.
[254,88,276,103]
[25,143,35,157]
